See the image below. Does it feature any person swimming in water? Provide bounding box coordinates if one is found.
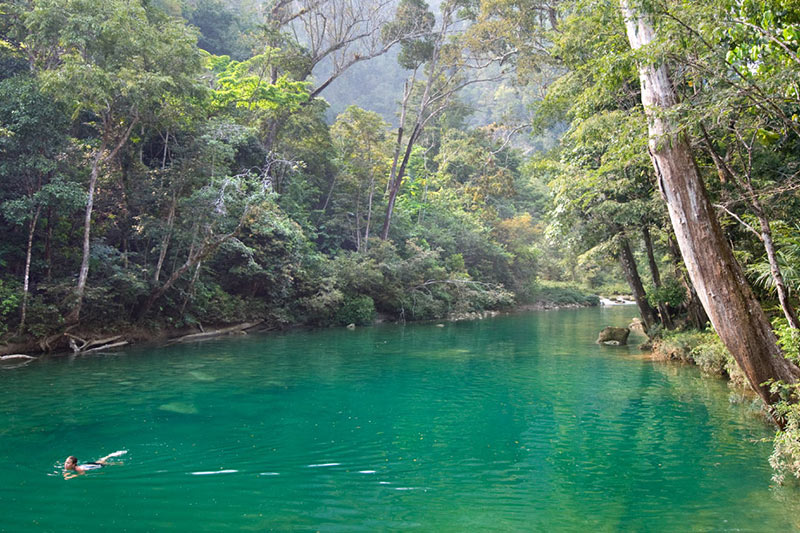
[63,450,126,479]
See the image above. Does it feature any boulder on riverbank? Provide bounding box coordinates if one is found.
[596,326,630,345]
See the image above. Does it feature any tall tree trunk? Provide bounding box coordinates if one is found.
[154,193,176,283]
[363,171,376,253]
[355,185,362,252]
[381,74,417,240]
[44,205,53,281]
[621,1,800,407]
[65,150,103,324]
[619,234,658,332]
[642,225,674,329]
[381,124,419,240]
[19,204,42,332]
[700,125,800,329]
[66,117,137,324]
[180,260,202,316]
[757,213,800,329]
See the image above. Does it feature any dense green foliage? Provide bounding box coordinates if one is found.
[0,0,568,340]
[5,0,800,481]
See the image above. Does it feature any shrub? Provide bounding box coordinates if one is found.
[0,278,20,336]
[690,333,732,376]
[528,280,599,306]
[768,382,800,485]
[335,295,376,326]
[646,278,686,308]
[773,317,800,366]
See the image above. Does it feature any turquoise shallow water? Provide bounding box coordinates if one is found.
[2,306,800,531]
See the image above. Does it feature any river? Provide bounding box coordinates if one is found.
[1,306,798,531]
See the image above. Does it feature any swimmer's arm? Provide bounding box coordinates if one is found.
[63,471,83,480]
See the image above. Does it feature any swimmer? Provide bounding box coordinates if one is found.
[63,450,127,479]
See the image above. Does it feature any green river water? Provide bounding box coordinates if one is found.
[2,306,800,531]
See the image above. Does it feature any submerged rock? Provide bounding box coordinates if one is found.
[597,326,630,346]
[188,370,216,382]
[158,402,199,415]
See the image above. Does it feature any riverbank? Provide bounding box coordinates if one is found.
[1,295,608,360]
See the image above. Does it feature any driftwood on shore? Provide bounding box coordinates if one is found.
[65,333,129,354]
[169,321,263,344]
[0,354,37,362]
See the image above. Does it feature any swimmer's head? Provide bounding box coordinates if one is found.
[65,456,77,470]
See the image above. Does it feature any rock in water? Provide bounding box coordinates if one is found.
[158,402,199,415]
[188,370,216,382]
[597,326,630,346]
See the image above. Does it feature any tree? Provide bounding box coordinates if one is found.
[619,0,800,409]
[22,0,204,323]
[330,105,392,252]
[380,0,506,240]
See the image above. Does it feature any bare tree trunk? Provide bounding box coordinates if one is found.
[67,118,137,324]
[700,125,800,329]
[363,171,376,253]
[642,225,674,329]
[19,204,42,332]
[381,124,419,240]
[621,1,800,408]
[65,151,103,324]
[381,77,414,240]
[154,193,176,283]
[180,260,202,316]
[136,226,243,321]
[45,205,53,281]
[619,234,658,332]
[757,213,800,329]
[321,173,337,213]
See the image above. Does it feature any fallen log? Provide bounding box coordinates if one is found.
[171,321,263,343]
[0,354,37,362]
[83,340,129,353]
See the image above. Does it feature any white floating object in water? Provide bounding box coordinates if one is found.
[191,469,237,475]
[307,462,340,468]
[259,472,280,476]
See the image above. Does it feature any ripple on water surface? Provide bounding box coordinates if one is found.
[1,307,800,531]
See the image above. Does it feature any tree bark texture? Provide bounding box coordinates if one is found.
[621,1,800,406]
